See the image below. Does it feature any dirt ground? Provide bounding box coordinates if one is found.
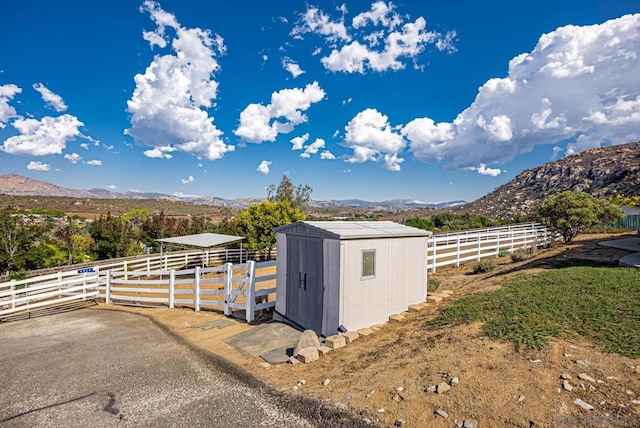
[101,232,640,427]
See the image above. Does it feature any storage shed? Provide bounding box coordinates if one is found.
[274,221,431,336]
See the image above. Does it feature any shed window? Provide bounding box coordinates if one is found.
[362,250,376,279]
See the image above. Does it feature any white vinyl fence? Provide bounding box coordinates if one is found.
[102,260,276,323]
[427,223,549,273]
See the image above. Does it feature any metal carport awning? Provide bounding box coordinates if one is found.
[157,233,246,264]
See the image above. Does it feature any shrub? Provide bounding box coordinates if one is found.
[498,248,509,257]
[511,248,535,262]
[473,259,496,274]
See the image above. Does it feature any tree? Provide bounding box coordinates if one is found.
[267,175,312,210]
[88,212,137,260]
[0,207,34,275]
[537,191,625,243]
[54,217,78,265]
[233,201,305,258]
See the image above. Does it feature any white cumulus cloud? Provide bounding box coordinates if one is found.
[403,14,640,169]
[320,150,336,160]
[1,114,84,156]
[300,138,325,158]
[32,83,68,112]
[344,108,406,171]
[234,81,325,143]
[86,159,102,166]
[290,133,309,150]
[257,160,272,174]
[181,175,194,184]
[466,164,502,177]
[0,84,22,127]
[292,1,456,74]
[126,1,233,161]
[64,152,82,164]
[27,161,50,171]
[283,58,305,78]
[143,145,175,159]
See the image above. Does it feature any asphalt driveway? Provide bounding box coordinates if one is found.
[0,308,362,428]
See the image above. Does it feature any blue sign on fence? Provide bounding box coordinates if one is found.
[77,267,95,274]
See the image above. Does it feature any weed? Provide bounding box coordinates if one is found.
[498,248,510,257]
[473,259,496,274]
[510,248,535,262]
[427,277,440,293]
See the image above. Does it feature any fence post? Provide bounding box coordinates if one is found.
[224,263,232,316]
[105,271,112,304]
[194,266,201,312]
[431,235,437,273]
[169,270,175,309]
[147,257,151,271]
[477,232,482,261]
[246,260,256,323]
[455,236,460,267]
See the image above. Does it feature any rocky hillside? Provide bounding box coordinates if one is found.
[461,141,640,219]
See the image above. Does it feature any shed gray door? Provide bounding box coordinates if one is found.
[286,236,323,334]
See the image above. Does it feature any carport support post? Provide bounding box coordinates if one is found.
[246,260,255,323]
[105,271,112,304]
[194,266,201,311]
[223,263,232,316]
[169,270,175,309]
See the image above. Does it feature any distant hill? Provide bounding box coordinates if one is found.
[0,174,465,212]
[461,141,640,219]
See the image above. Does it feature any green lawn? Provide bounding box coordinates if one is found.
[426,266,640,358]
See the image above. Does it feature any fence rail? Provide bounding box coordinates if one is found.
[426,223,549,273]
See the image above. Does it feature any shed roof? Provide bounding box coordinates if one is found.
[157,232,245,248]
[275,221,431,240]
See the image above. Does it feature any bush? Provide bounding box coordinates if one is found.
[427,277,440,293]
[473,259,496,274]
[511,248,535,262]
[498,248,509,257]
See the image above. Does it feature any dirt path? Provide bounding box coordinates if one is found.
[101,233,640,427]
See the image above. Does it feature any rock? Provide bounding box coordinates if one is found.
[530,359,543,363]
[561,373,572,380]
[408,304,422,312]
[626,390,635,396]
[292,385,298,391]
[362,418,371,424]
[450,376,459,386]
[578,373,596,383]
[575,359,589,365]
[296,347,319,363]
[366,390,375,398]
[322,378,331,387]
[518,395,525,402]
[396,386,404,392]
[425,385,437,393]
[436,382,451,394]
[389,314,405,322]
[454,420,464,428]
[325,335,346,349]
[370,324,385,331]
[426,295,443,303]
[463,420,478,428]
[342,331,359,344]
[607,376,620,380]
[440,289,454,295]
[357,328,374,336]
[392,394,402,403]
[574,398,595,410]
[317,345,332,356]
[298,379,306,385]
[376,408,385,413]
[289,356,301,364]
[394,418,405,426]
[256,362,271,369]
[435,409,448,418]
[294,330,321,356]
[563,380,573,392]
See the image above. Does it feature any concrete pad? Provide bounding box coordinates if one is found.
[260,346,293,365]
[357,328,374,336]
[325,335,346,349]
[223,322,302,358]
[342,331,359,344]
[427,295,443,303]
[389,314,405,322]
[598,237,640,252]
[196,319,235,330]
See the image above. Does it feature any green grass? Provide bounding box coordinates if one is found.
[425,266,640,358]
[427,277,440,293]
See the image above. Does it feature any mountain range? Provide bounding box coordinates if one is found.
[0,174,465,211]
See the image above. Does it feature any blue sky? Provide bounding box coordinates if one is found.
[1,1,639,202]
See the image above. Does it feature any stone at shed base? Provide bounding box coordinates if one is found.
[317,346,332,356]
[389,314,405,322]
[325,335,347,349]
[426,295,443,303]
[370,324,385,331]
[296,347,319,363]
[408,304,422,312]
[342,331,359,343]
[357,328,374,336]
[439,289,454,295]
[289,356,301,364]
[294,330,321,356]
